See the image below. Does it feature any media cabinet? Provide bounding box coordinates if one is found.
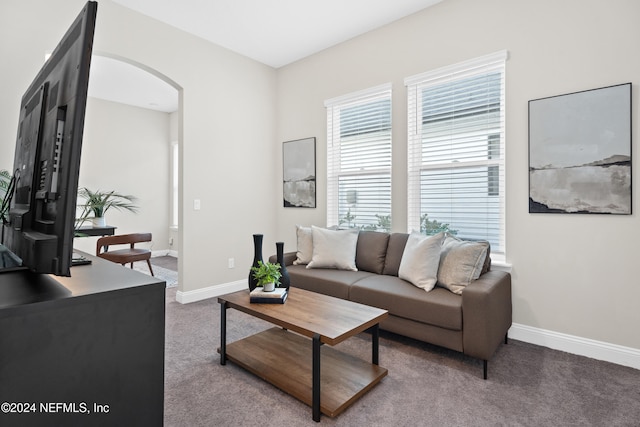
[0,254,165,426]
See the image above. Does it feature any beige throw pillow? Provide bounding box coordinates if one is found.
[437,234,489,295]
[398,232,445,292]
[306,226,358,271]
[293,225,313,265]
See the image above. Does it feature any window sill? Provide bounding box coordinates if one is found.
[490,255,512,273]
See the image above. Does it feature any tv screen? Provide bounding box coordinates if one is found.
[0,1,97,276]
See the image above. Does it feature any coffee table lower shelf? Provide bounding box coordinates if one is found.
[221,327,387,418]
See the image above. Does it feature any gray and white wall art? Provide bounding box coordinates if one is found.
[528,83,631,214]
[283,137,316,208]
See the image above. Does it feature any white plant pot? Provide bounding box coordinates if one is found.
[92,216,106,227]
[262,282,275,292]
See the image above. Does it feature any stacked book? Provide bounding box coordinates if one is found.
[250,287,288,304]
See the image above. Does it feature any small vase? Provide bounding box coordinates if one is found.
[276,242,290,291]
[248,234,263,291]
[92,216,106,227]
[263,282,275,292]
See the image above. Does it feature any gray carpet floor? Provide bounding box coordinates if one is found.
[151,255,178,271]
[163,287,640,426]
[131,256,178,287]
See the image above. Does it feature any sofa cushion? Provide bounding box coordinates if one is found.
[437,234,489,295]
[356,231,390,274]
[307,226,359,271]
[288,265,374,300]
[382,233,410,276]
[350,275,462,331]
[293,225,313,265]
[398,232,445,292]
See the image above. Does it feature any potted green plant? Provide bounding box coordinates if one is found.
[76,187,139,228]
[250,260,282,292]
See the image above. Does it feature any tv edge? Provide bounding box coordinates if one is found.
[1,1,97,276]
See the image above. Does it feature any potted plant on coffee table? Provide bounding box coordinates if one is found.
[250,260,282,292]
[76,187,139,228]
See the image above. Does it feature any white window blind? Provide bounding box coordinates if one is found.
[406,51,507,256]
[325,84,392,231]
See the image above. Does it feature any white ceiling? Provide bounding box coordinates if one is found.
[88,0,443,112]
[88,55,179,113]
[112,0,443,68]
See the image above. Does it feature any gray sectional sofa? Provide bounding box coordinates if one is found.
[270,229,512,379]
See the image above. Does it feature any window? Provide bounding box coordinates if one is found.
[406,51,507,257]
[325,84,392,231]
[170,141,179,229]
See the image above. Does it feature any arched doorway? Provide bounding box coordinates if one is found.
[76,53,182,287]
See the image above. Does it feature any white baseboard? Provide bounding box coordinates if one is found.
[151,249,178,258]
[509,323,640,370]
[176,280,246,304]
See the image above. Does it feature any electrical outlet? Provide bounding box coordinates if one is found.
[228,258,234,269]
[193,199,201,210]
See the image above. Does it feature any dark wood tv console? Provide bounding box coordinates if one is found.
[0,253,165,427]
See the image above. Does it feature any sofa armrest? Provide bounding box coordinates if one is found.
[267,251,297,266]
[461,270,512,360]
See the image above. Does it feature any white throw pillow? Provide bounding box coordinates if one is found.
[398,232,445,292]
[293,225,313,265]
[306,226,359,271]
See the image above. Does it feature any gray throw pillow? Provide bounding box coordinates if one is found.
[437,234,489,295]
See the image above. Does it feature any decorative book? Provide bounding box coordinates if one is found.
[250,287,288,304]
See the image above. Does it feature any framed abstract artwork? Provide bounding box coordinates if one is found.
[528,83,631,214]
[283,137,316,208]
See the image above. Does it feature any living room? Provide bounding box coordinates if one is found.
[0,0,638,425]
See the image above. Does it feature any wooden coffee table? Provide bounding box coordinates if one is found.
[218,287,388,422]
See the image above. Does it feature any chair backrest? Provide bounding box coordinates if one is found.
[96,233,152,255]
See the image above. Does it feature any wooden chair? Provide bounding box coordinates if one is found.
[96,233,154,276]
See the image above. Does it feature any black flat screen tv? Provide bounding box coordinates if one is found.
[0,1,98,276]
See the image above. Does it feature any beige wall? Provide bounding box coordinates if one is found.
[0,0,278,293]
[276,0,640,350]
[2,0,638,356]
[72,98,171,256]
[95,2,278,293]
